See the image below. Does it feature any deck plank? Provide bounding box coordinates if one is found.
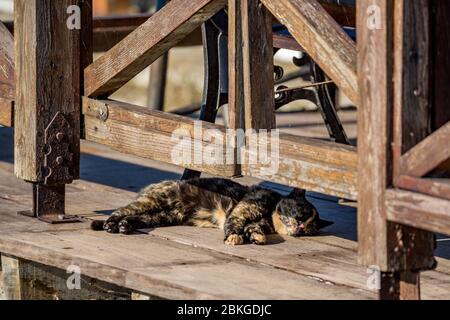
[0,216,373,299]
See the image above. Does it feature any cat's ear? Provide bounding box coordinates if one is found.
[317,219,334,230]
[288,188,306,200]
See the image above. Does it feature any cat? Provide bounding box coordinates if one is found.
[91,178,333,245]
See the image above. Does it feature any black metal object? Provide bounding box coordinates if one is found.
[18,184,80,224]
[181,11,229,180]
[18,112,80,224]
[275,55,349,145]
[310,60,349,144]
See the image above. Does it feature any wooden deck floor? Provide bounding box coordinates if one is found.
[1,120,449,299]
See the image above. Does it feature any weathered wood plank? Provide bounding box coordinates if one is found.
[0,98,13,127]
[0,229,372,300]
[227,0,244,177]
[431,0,450,131]
[83,98,228,139]
[14,0,82,182]
[228,0,244,132]
[400,121,450,177]
[358,0,410,272]
[0,255,22,300]
[392,0,432,179]
[84,0,227,97]
[241,0,276,132]
[261,0,358,105]
[242,133,358,200]
[145,226,373,293]
[0,21,14,100]
[390,0,438,284]
[386,189,450,236]
[358,0,436,278]
[83,98,237,177]
[396,176,450,201]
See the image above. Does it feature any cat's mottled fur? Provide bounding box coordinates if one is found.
[91,178,333,245]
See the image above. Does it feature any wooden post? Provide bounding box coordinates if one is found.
[358,0,436,300]
[80,0,94,138]
[431,0,450,173]
[241,0,275,132]
[0,255,22,300]
[228,0,244,132]
[14,0,88,222]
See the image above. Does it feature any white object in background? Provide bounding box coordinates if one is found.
[276,49,303,63]
[0,0,13,14]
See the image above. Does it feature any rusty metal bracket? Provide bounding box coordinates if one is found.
[18,112,80,224]
[43,112,74,185]
[18,183,80,224]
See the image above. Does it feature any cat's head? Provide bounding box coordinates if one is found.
[271,189,333,237]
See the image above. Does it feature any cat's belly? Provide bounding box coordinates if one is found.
[187,205,228,230]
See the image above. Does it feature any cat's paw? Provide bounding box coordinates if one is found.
[225,234,244,246]
[102,214,124,233]
[118,219,135,235]
[103,219,120,233]
[249,232,266,245]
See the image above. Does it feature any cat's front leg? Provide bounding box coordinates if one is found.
[224,201,264,246]
[102,201,150,234]
[100,180,179,234]
[244,219,274,245]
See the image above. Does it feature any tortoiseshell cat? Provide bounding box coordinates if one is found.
[91,178,333,245]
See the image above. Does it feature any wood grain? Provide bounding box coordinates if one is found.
[0,21,14,100]
[400,121,450,177]
[242,132,358,200]
[396,176,450,201]
[84,0,227,97]
[83,98,237,177]
[0,229,372,300]
[241,0,276,132]
[228,0,244,132]
[14,0,82,182]
[261,0,358,105]
[358,0,436,274]
[386,189,450,236]
[0,255,22,300]
[357,0,394,270]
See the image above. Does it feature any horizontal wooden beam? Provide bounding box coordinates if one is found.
[242,133,358,200]
[261,0,358,105]
[386,189,450,236]
[400,121,450,177]
[0,21,14,100]
[396,175,450,201]
[84,0,227,97]
[0,98,14,127]
[82,98,238,177]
